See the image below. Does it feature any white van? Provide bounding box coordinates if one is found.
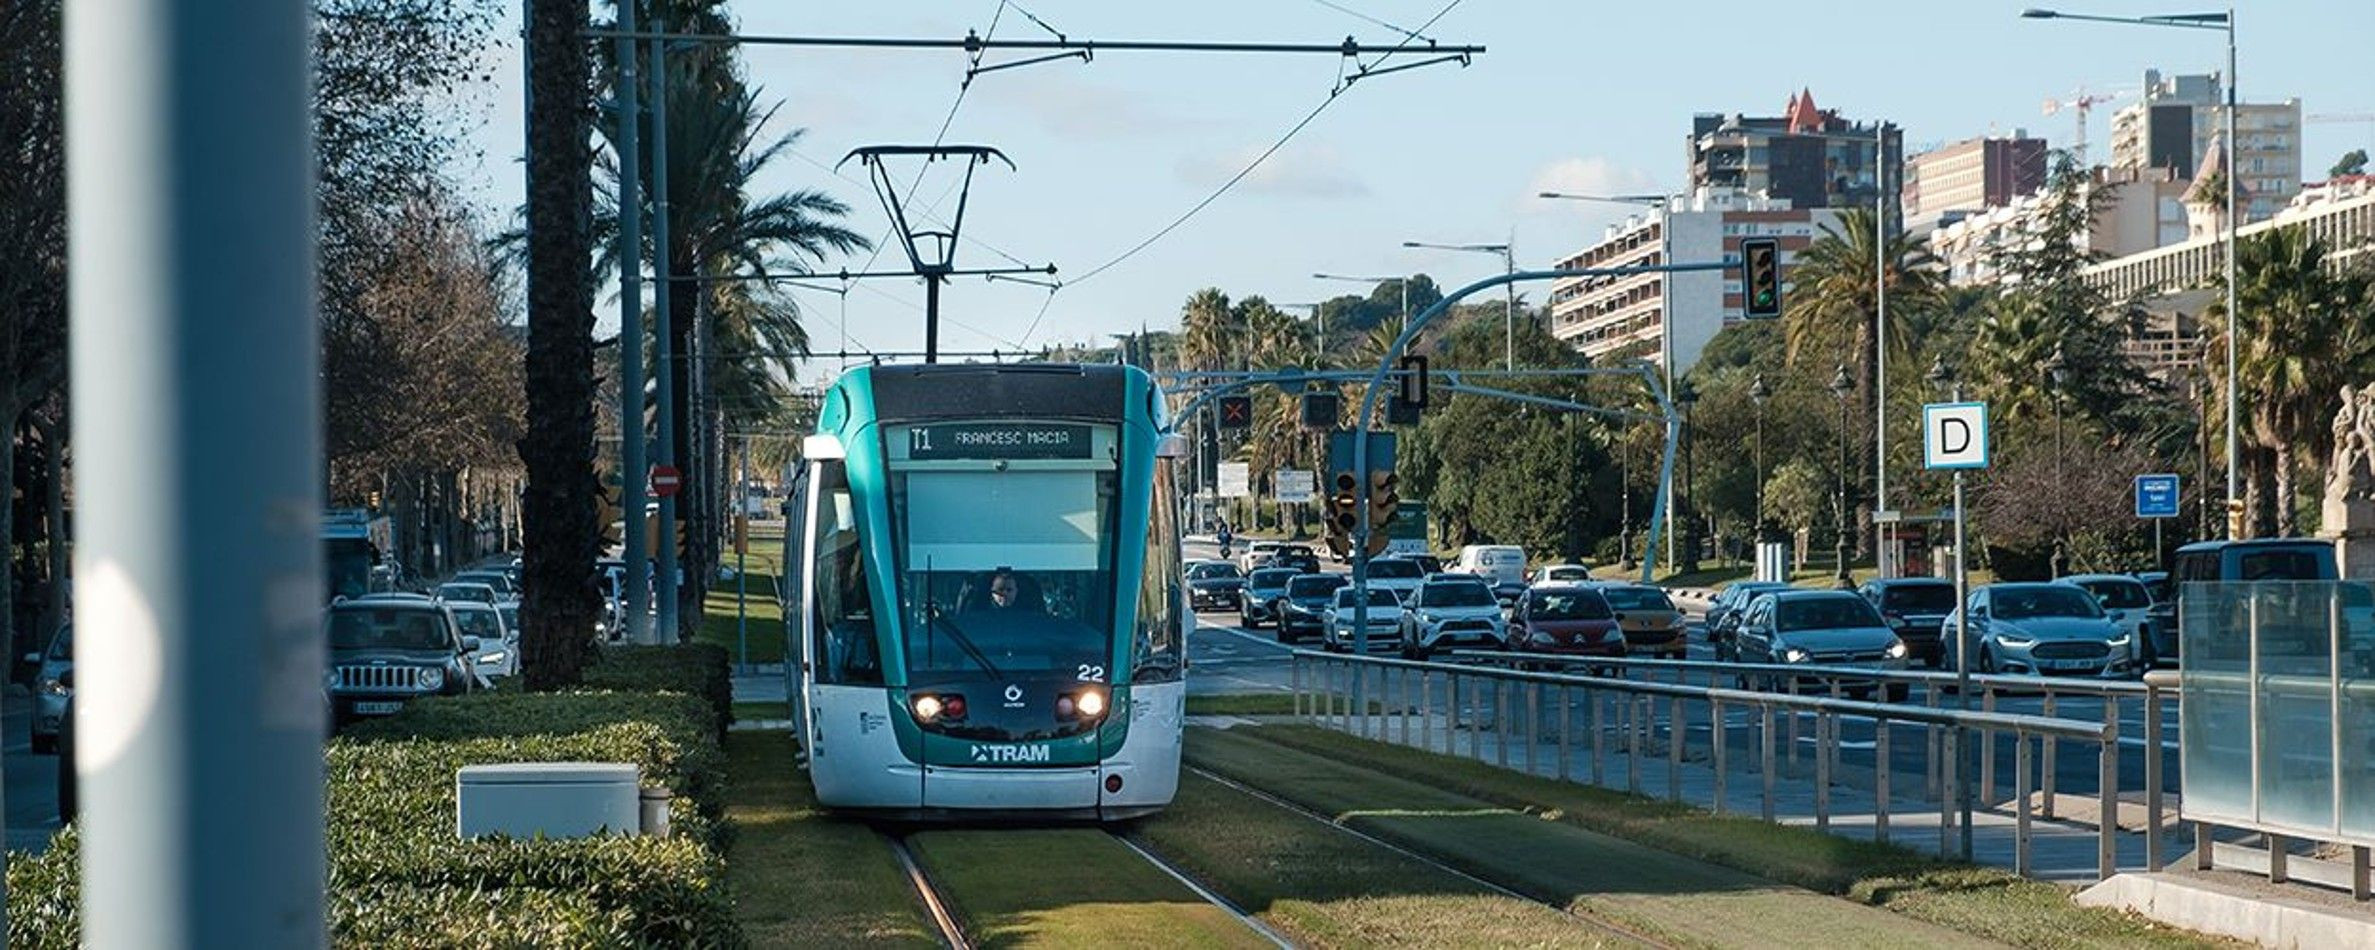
[1454,545,1526,589]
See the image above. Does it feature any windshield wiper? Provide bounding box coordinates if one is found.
[928,614,1004,680]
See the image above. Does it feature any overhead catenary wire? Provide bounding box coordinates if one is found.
[1304,0,1432,42]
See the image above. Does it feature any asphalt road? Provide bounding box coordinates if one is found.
[5,690,63,852]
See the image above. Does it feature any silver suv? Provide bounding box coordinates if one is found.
[1399,576,1508,659]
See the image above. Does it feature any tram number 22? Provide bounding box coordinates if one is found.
[1076,664,1106,683]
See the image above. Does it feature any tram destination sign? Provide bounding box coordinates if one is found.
[907,422,1093,460]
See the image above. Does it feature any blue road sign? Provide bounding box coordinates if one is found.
[2135,473,2181,519]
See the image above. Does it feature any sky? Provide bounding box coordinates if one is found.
[456,1,2375,384]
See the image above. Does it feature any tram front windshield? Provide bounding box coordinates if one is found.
[891,465,1118,681]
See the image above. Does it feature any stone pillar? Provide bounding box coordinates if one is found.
[2324,383,2375,579]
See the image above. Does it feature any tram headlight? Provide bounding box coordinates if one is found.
[1076,688,1107,719]
[911,694,944,723]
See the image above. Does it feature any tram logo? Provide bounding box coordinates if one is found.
[971,743,1049,764]
[1002,684,1025,707]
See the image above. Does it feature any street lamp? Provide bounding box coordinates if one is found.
[1829,364,1856,588]
[1677,378,1699,572]
[1749,373,1771,539]
[1403,239,1516,370]
[2023,5,2239,536]
[2044,342,2070,576]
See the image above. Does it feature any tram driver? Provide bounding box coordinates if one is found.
[962,569,1046,615]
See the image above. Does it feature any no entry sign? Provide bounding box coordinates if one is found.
[649,465,683,497]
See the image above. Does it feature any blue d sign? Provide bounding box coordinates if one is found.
[2134,474,2180,519]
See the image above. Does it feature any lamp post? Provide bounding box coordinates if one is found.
[1677,378,1699,572]
[2045,342,2070,576]
[1403,240,1516,370]
[1750,373,1771,541]
[1830,364,1856,588]
[1312,272,1411,338]
[2023,5,2238,536]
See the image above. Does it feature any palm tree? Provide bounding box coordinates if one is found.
[1176,287,1238,371]
[2204,224,2375,536]
[1781,207,1944,414]
[518,0,601,687]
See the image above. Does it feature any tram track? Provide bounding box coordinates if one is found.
[1106,827,1295,948]
[882,831,973,950]
[1184,764,1678,949]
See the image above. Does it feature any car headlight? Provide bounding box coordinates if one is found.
[39,677,70,696]
[2106,632,2132,646]
[1530,630,1556,645]
[418,667,445,691]
[1885,640,1909,659]
[1782,647,1811,664]
[478,651,508,665]
[323,669,340,692]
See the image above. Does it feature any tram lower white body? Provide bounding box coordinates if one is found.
[802,680,1184,821]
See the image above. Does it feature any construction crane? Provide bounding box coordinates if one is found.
[2043,87,2127,165]
[2308,113,2375,158]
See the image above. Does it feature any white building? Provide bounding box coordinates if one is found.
[1928,166,2190,286]
[1547,189,1844,374]
[2107,68,2302,222]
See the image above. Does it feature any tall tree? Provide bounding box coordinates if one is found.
[0,0,66,673]
[520,0,601,688]
[1781,206,1943,413]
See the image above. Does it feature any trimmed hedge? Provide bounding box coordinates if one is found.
[9,690,744,947]
[586,643,735,739]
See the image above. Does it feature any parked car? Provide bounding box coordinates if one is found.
[29,624,70,754]
[2132,570,2171,605]
[1272,545,1322,575]
[452,569,518,600]
[1510,585,1625,659]
[1276,573,1351,643]
[2058,573,2156,659]
[2145,538,2339,667]
[1322,586,1406,653]
[1855,578,1956,668]
[1237,540,1285,573]
[1405,554,1445,575]
[447,600,518,679]
[56,687,76,823]
[1530,563,1595,586]
[1238,567,1299,629]
[1185,559,1247,612]
[1731,590,1911,700]
[434,581,501,606]
[1949,582,2132,678]
[326,596,479,724]
[1365,557,1427,602]
[1597,584,1687,659]
[1707,581,1790,648]
[1399,575,1508,659]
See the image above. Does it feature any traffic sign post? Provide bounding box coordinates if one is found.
[1924,399,1989,861]
[2135,474,2179,563]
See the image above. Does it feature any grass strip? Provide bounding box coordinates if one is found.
[732,699,791,723]
[1139,770,1626,947]
[1232,724,2230,949]
[699,576,785,665]
[722,731,936,947]
[905,828,1270,949]
[1188,726,1998,949]
[1186,693,1298,716]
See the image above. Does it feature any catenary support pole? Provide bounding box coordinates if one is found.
[616,11,651,642]
[67,0,327,943]
[652,38,682,640]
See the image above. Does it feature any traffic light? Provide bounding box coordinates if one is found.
[1387,355,1428,425]
[1325,470,1359,558]
[595,476,624,549]
[1366,469,1398,557]
[1301,390,1341,430]
[1217,395,1254,430]
[1741,237,1782,319]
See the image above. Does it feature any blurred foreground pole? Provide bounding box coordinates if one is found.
[66,0,325,945]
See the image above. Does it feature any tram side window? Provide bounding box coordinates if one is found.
[782,468,809,670]
[1133,460,1185,683]
[810,465,883,685]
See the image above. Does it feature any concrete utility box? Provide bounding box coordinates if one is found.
[456,762,640,839]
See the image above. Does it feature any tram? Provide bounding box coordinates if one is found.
[781,363,1188,819]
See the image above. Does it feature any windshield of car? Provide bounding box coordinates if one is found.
[1422,582,1495,607]
[437,584,494,604]
[1248,569,1298,591]
[1993,586,2105,619]
[1336,588,1402,608]
[1288,575,1347,600]
[1368,559,1422,579]
[1187,562,1241,580]
[47,626,71,660]
[1599,587,1674,612]
[2075,580,2151,609]
[329,608,452,652]
[457,572,510,592]
[1529,590,1613,620]
[499,605,519,631]
[1543,566,1592,581]
[1776,596,1884,632]
[451,607,502,642]
[1881,584,1956,612]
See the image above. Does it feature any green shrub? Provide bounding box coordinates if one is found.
[5,829,80,949]
[341,691,725,822]
[586,643,734,738]
[331,882,637,948]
